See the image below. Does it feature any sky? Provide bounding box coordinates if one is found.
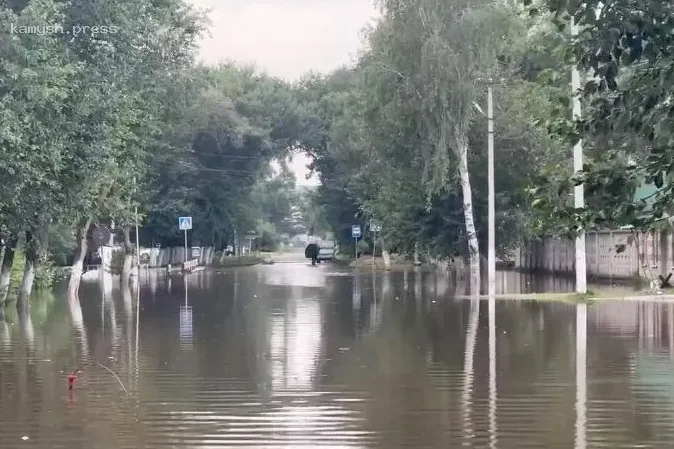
[189,0,380,186]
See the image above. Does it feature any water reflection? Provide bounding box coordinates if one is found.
[575,303,587,449]
[488,297,497,449]
[352,274,361,312]
[0,318,9,347]
[17,308,34,352]
[3,269,674,448]
[269,298,322,393]
[180,277,193,350]
[462,299,479,446]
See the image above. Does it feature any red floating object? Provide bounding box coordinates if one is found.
[67,373,78,390]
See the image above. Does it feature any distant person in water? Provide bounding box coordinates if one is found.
[305,243,319,265]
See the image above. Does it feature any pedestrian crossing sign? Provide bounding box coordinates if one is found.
[178,216,192,230]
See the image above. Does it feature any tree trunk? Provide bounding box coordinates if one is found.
[381,235,391,270]
[17,230,39,309]
[0,240,16,305]
[456,130,481,295]
[68,217,92,299]
[122,226,134,279]
[0,245,5,274]
[220,230,230,263]
[18,226,48,308]
[413,242,421,266]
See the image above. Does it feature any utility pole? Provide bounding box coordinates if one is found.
[184,228,188,263]
[135,206,140,275]
[487,79,496,297]
[133,176,140,277]
[571,21,587,293]
[475,79,497,296]
[372,228,376,270]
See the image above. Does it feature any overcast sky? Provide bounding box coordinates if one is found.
[190,0,380,185]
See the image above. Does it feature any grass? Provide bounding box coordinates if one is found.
[335,254,421,271]
[453,288,674,304]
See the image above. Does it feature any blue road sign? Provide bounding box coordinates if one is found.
[352,225,361,238]
[178,216,192,230]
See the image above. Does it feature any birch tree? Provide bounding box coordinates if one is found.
[367,0,522,293]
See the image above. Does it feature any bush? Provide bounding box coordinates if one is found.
[34,253,57,290]
[110,248,125,274]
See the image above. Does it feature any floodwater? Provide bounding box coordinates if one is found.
[1,264,674,448]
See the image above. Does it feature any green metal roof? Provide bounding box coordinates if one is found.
[634,182,660,208]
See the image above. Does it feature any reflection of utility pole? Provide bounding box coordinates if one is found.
[575,303,587,449]
[488,297,497,449]
[571,20,587,294]
[135,268,140,392]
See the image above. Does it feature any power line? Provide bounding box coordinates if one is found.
[160,143,280,160]
[173,160,261,176]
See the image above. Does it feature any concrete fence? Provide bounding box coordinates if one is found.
[514,229,673,280]
[142,246,216,267]
[98,246,217,273]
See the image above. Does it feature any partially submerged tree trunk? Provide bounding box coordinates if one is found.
[381,235,391,270]
[67,217,92,298]
[122,226,134,280]
[413,242,421,266]
[234,227,240,258]
[17,226,48,309]
[0,239,16,305]
[455,130,481,295]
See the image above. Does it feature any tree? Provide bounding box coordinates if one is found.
[142,64,304,254]
[1,0,204,302]
[355,0,524,293]
[296,6,563,276]
[529,0,674,233]
[0,0,79,306]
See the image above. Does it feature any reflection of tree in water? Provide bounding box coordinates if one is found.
[314,272,596,447]
[586,301,674,447]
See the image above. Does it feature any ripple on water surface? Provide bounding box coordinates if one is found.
[2,270,674,448]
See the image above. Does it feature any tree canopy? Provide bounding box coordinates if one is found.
[1,0,667,300]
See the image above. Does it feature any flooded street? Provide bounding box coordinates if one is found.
[1,263,674,448]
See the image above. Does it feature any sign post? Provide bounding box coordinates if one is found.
[352,225,361,260]
[178,217,192,263]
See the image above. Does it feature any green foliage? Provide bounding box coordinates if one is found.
[34,253,56,290]
[9,250,26,292]
[142,64,304,249]
[5,0,663,283]
[298,1,564,261]
[110,249,125,275]
[528,0,674,234]
[0,0,204,295]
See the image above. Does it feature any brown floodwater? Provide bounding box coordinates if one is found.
[1,263,674,448]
